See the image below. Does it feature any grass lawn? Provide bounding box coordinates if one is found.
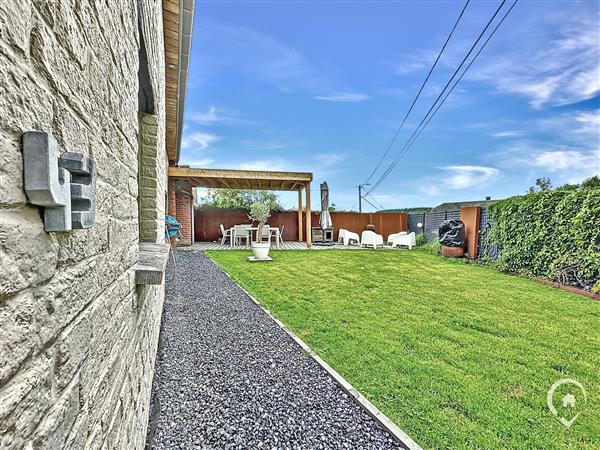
[206,249,599,450]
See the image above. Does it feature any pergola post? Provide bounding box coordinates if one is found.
[305,181,312,247]
[297,188,303,242]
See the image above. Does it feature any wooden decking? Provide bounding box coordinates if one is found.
[180,241,375,251]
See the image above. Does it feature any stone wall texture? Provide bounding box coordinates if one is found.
[0,0,168,448]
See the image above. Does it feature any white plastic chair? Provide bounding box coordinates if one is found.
[271,225,284,244]
[219,224,232,245]
[361,230,384,249]
[388,231,416,249]
[338,228,360,246]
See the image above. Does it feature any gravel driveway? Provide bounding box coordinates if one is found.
[147,251,402,450]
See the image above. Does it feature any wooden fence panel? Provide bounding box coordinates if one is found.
[194,208,408,242]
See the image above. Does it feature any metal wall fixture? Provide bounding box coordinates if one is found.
[23,131,97,232]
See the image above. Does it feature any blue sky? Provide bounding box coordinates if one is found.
[181,0,600,210]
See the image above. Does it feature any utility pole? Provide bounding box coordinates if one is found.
[358,183,370,213]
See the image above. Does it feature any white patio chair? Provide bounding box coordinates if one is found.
[261,225,271,242]
[271,225,284,244]
[219,224,232,245]
[361,230,384,249]
[386,231,406,246]
[388,231,416,249]
[279,225,285,244]
[338,229,360,246]
[233,225,250,246]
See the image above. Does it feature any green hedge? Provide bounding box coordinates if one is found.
[484,182,600,292]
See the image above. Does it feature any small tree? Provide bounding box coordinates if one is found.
[248,202,271,243]
[528,177,552,193]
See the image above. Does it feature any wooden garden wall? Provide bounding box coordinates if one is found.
[194,208,408,242]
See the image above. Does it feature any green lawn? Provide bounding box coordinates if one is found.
[206,249,599,450]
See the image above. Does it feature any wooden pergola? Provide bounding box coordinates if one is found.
[168,167,314,246]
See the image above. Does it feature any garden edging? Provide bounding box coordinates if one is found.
[218,267,424,450]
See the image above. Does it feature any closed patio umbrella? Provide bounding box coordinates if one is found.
[319,181,332,229]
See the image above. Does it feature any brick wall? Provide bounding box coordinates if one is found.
[175,182,193,246]
[139,113,166,242]
[0,0,167,448]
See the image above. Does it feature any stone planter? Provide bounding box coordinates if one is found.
[251,241,271,260]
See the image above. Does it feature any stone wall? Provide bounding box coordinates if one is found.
[0,0,167,448]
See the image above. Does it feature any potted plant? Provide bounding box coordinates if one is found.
[248,201,271,259]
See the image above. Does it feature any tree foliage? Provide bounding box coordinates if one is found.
[248,202,271,242]
[528,176,552,193]
[199,189,283,211]
[485,178,600,291]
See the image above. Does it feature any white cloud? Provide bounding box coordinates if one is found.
[314,92,369,102]
[492,131,523,138]
[181,131,221,150]
[530,150,597,173]
[469,8,600,108]
[418,185,441,196]
[201,22,328,94]
[188,106,241,125]
[439,165,500,189]
[314,153,346,166]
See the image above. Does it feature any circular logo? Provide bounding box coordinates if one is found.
[547,378,587,428]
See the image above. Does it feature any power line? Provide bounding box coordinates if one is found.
[373,0,520,183]
[364,192,385,210]
[364,0,471,185]
[360,195,381,211]
[367,0,512,195]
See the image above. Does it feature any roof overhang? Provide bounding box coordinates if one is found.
[169,167,313,191]
[163,0,195,165]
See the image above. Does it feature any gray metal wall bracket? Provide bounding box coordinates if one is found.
[22,131,97,232]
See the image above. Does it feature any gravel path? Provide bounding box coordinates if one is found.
[147,251,403,450]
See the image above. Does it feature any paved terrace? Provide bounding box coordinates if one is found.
[181,241,372,250]
[147,251,402,450]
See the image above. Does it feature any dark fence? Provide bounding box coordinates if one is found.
[194,208,408,242]
[477,207,498,260]
[408,209,461,242]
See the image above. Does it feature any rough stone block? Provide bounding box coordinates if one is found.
[0,290,41,384]
[141,142,157,157]
[140,177,157,189]
[0,0,33,53]
[0,209,58,297]
[0,352,54,449]
[0,133,27,206]
[140,196,157,210]
[30,372,81,449]
[54,315,91,391]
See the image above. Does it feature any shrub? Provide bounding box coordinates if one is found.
[415,233,427,247]
[420,240,441,255]
[484,179,600,290]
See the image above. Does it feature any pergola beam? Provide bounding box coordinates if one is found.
[298,188,303,242]
[305,181,311,247]
[168,167,312,191]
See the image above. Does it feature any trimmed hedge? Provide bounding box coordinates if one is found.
[484,182,600,292]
